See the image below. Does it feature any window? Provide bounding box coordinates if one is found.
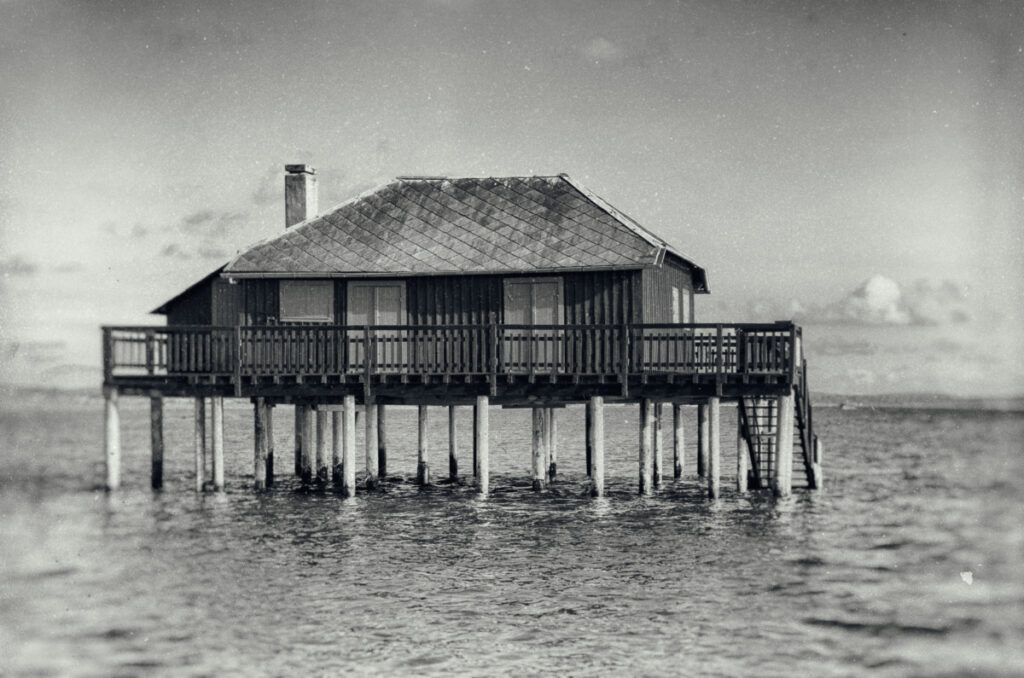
[279,280,334,323]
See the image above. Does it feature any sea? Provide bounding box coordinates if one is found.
[1,391,1022,677]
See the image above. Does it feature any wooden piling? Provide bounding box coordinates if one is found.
[332,411,343,484]
[294,404,303,477]
[448,405,458,480]
[708,396,721,499]
[342,395,356,497]
[194,397,206,492]
[673,403,684,479]
[736,404,748,493]
[377,405,388,479]
[590,396,604,497]
[772,392,794,497]
[639,398,653,495]
[472,405,478,478]
[585,401,593,477]
[150,396,163,490]
[316,408,329,484]
[417,405,431,485]
[254,398,268,490]
[697,402,709,478]
[547,408,558,481]
[104,388,120,491]
[653,402,664,487]
[300,405,315,484]
[365,402,379,489]
[812,437,823,489]
[265,404,274,487]
[475,396,489,494]
[531,408,545,491]
[211,396,224,491]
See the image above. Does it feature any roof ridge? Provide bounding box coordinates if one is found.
[557,174,666,255]
[396,175,566,181]
[557,173,705,266]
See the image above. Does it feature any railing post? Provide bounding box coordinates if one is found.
[102,327,113,383]
[619,322,630,397]
[489,320,499,397]
[363,325,373,401]
[715,324,724,377]
[737,328,746,377]
[788,324,798,385]
[144,329,155,375]
[234,324,243,397]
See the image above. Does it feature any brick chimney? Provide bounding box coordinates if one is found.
[284,164,318,228]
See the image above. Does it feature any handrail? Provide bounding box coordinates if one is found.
[102,322,801,384]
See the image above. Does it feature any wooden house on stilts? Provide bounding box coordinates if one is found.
[102,165,823,498]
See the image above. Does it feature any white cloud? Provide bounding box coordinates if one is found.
[798,275,971,326]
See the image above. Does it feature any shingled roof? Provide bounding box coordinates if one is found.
[223,174,706,284]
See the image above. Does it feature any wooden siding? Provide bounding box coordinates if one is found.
[407,275,503,325]
[641,260,694,324]
[212,279,243,325]
[564,270,642,325]
[166,280,212,326]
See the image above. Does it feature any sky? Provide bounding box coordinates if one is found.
[1,0,1022,396]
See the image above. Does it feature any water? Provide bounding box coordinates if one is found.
[2,393,1022,676]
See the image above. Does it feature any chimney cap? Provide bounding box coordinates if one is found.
[285,164,316,175]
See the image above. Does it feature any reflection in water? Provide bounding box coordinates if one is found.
[0,401,1022,676]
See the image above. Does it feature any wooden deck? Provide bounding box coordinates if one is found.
[103,321,801,403]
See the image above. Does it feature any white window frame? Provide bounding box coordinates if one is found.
[502,277,564,325]
[346,280,407,326]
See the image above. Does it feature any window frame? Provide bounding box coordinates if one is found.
[279,279,335,324]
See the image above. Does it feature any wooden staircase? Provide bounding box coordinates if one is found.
[738,358,818,490]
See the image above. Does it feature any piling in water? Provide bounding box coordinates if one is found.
[104,388,120,491]
[736,405,748,493]
[150,396,163,490]
[653,402,664,487]
[708,396,721,499]
[316,408,329,485]
[194,397,206,492]
[590,396,604,497]
[342,395,356,497]
[211,396,224,491]
[531,408,545,491]
[475,396,489,494]
[639,398,653,495]
[697,402,709,478]
[365,403,379,490]
[417,405,431,485]
[448,405,458,481]
[673,403,684,479]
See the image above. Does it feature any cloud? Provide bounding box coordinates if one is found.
[580,37,625,62]
[160,244,189,259]
[179,210,249,234]
[0,255,38,277]
[798,275,972,326]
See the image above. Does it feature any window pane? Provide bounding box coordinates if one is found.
[280,281,334,322]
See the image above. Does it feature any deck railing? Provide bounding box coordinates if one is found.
[102,322,797,383]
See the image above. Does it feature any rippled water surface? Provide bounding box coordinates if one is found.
[2,395,1022,676]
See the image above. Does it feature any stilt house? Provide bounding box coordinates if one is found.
[102,165,821,498]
